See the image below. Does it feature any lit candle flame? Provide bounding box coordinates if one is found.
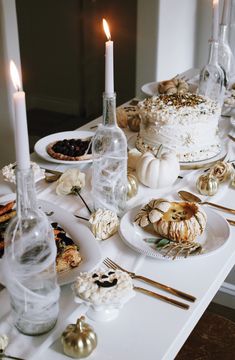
[103,18,111,40]
[213,0,218,7]
[10,60,21,91]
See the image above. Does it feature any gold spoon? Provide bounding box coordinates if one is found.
[178,190,235,226]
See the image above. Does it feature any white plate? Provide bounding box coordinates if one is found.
[0,194,102,286]
[141,81,197,97]
[119,205,230,260]
[127,134,228,170]
[34,131,94,164]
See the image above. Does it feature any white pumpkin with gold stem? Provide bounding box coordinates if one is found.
[136,146,180,189]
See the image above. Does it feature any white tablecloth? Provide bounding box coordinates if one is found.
[0,109,235,360]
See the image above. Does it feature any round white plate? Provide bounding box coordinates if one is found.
[34,130,94,164]
[127,134,228,170]
[141,81,197,97]
[0,194,102,286]
[119,205,230,260]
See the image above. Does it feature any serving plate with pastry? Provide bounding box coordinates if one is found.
[119,198,230,260]
[0,194,102,285]
[34,130,94,164]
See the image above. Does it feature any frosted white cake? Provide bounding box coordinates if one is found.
[136,93,221,162]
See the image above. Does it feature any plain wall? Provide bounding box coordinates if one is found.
[16,0,82,115]
[157,0,198,80]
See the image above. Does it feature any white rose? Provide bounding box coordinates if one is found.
[56,168,86,196]
[0,334,8,351]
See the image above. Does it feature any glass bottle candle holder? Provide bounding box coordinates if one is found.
[3,167,60,335]
[198,40,225,105]
[92,93,128,216]
[218,24,234,87]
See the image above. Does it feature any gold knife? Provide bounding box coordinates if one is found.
[134,286,189,310]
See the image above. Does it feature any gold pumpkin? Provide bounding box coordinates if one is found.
[127,172,139,199]
[61,316,97,358]
[153,202,207,243]
[196,174,219,196]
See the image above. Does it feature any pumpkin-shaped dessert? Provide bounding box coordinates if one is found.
[153,202,207,243]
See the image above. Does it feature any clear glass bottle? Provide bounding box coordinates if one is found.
[198,40,225,105]
[92,93,127,216]
[3,168,60,335]
[218,24,234,87]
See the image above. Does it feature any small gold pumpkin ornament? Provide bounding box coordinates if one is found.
[127,172,139,199]
[61,316,97,358]
[196,173,219,196]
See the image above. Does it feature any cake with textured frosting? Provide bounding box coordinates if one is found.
[136,93,221,162]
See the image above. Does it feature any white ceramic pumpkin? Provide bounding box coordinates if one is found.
[136,148,180,189]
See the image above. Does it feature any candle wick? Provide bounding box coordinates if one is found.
[16,85,21,92]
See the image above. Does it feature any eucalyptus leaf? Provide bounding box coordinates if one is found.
[144,237,159,244]
[156,238,171,248]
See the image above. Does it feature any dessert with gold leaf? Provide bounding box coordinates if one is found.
[134,198,207,259]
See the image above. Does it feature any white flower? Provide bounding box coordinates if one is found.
[0,334,8,351]
[209,161,233,183]
[2,162,45,183]
[89,209,119,240]
[56,168,86,196]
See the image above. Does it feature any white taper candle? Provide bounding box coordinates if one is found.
[10,61,30,170]
[212,0,219,40]
[103,19,114,95]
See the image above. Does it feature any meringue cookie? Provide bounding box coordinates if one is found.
[2,162,45,183]
[89,209,119,240]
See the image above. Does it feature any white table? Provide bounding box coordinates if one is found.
[1,98,235,360]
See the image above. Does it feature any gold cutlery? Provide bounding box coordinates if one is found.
[227,219,235,226]
[43,169,62,183]
[228,134,235,142]
[133,286,189,310]
[178,190,235,215]
[103,258,196,302]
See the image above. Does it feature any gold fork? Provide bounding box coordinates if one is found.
[103,258,196,302]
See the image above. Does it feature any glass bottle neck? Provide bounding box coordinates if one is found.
[208,40,219,66]
[103,93,117,126]
[16,167,37,217]
[219,24,229,44]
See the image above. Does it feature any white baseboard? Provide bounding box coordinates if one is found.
[213,282,235,309]
[27,95,79,115]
